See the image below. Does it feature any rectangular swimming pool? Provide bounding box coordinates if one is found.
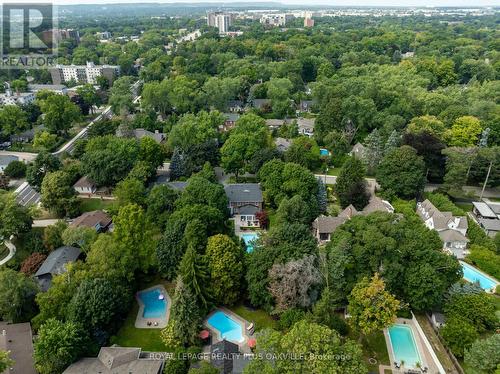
[241,233,258,253]
[460,261,499,292]
[138,287,167,318]
[207,310,244,343]
[388,324,422,368]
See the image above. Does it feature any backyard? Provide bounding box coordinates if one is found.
[79,198,117,213]
[229,304,277,331]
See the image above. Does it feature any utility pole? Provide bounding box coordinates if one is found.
[480,160,493,200]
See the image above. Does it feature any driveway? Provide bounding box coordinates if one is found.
[0,238,16,266]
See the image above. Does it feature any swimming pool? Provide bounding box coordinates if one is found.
[320,148,330,156]
[241,233,258,253]
[388,324,422,368]
[460,261,499,292]
[138,287,167,318]
[207,311,244,343]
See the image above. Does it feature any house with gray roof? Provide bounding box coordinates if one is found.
[73,175,97,194]
[251,99,271,111]
[63,346,163,374]
[349,142,366,160]
[275,137,292,152]
[225,184,263,228]
[0,322,36,374]
[296,118,315,137]
[313,197,394,244]
[34,246,82,291]
[416,199,469,258]
[133,128,166,143]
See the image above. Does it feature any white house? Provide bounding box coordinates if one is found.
[416,199,469,258]
[73,176,96,194]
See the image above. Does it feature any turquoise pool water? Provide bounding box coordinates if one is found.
[138,288,167,318]
[460,261,499,292]
[241,233,258,253]
[388,324,422,368]
[207,311,244,343]
[320,148,330,156]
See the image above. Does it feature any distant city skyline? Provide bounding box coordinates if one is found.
[5,0,499,7]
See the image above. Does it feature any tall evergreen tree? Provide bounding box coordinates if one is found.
[169,147,185,181]
[364,129,384,174]
[384,130,400,155]
[335,157,370,210]
[178,245,211,310]
[317,179,328,214]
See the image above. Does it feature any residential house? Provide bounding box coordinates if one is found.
[416,199,469,258]
[227,100,245,113]
[0,91,35,106]
[71,210,112,232]
[133,128,166,144]
[225,184,264,228]
[10,125,44,144]
[210,340,250,374]
[349,143,366,160]
[0,322,36,374]
[265,119,287,130]
[74,176,97,194]
[312,205,358,243]
[14,182,41,207]
[312,197,395,243]
[220,113,240,132]
[296,118,315,137]
[251,99,271,111]
[275,137,292,152]
[63,347,163,374]
[471,201,500,237]
[34,246,82,291]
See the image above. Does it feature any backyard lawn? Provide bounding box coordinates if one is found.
[229,305,277,331]
[79,198,117,213]
[348,329,390,372]
[110,302,170,352]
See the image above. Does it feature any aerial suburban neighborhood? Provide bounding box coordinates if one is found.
[0,2,499,374]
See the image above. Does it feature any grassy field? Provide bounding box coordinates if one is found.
[229,305,277,331]
[79,198,117,213]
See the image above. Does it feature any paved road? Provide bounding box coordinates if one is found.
[1,80,142,161]
[0,239,16,266]
[32,219,61,228]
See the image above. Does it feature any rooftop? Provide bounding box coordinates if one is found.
[0,322,36,374]
[35,246,81,291]
[63,346,162,374]
[74,175,96,189]
[71,210,112,230]
[472,201,497,219]
[224,184,263,203]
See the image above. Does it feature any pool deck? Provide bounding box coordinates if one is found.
[204,307,253,353]
[384,317,443,374]
[134,285,171,329]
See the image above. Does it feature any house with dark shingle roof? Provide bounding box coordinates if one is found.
[63,346,163,374]
[416,199,469,258]
[0,322,36,374]
[34,246,82,291]
[225,184,263,228]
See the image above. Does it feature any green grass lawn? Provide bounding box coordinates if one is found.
[327,167,341,176]
[111,276,175,352]
[455,202,473,212]
[229,305,277,331]
[110,303,170,352]
[347,329,389,372]
[79,198,117,213]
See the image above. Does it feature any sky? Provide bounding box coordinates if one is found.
[4,0,499,6]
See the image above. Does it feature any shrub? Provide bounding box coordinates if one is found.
[20,252,47,275]
[3,160,26,178]
[424,192,464,216]
[467,245,500,280]
[278,308,306,331]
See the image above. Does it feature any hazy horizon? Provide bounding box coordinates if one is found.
[4,0,499,7]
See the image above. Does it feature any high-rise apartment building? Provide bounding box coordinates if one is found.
[207,12,232,34]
